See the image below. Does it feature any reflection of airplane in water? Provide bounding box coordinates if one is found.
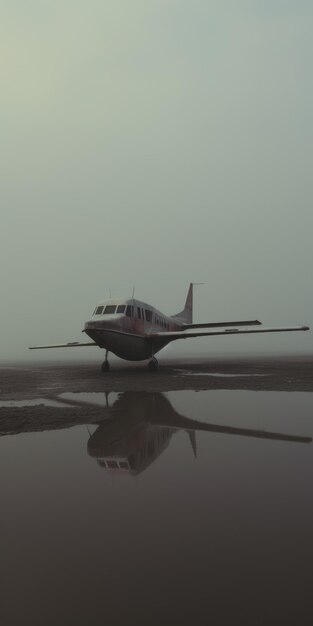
[86,392,312,476]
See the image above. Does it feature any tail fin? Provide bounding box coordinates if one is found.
[187,430,197,458]
[172,283,193,323]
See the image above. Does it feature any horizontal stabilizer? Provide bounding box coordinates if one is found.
[29,342,97,350]
[183,320,261,330]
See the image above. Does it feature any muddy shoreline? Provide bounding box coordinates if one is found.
[1,355,312,436]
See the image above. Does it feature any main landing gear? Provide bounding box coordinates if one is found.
[101,350,110,372]
[148,356,158,371]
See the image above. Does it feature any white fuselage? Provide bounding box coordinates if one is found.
[84,298,182,361]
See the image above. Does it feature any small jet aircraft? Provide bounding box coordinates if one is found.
[29,283,309,371]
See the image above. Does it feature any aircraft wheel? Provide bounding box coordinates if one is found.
[148,359,158,372]
[101,360,110,372]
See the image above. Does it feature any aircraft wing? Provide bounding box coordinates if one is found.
[150,325,309,341]
[29,341,97,350]
[183,319,261,329]
[161,420,312,444]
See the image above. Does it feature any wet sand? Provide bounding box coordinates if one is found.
[2,354,313,396]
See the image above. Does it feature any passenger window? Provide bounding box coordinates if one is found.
[95,306,104,315]
[137,307,141,319]
[126,305,132,317]
[117,305,126,314]
[104,305,116,314]
[145,309,152,322]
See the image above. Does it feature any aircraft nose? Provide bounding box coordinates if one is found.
[84,316,120,331]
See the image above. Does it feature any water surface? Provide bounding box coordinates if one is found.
[1,389,313,625]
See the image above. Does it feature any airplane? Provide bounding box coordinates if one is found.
[29,283,309,371]
[87,391,312,476]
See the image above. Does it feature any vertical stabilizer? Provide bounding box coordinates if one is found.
[172,283,193,323]
[187,430,197,458]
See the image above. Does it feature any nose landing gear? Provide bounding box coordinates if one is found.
[101,350,110,372]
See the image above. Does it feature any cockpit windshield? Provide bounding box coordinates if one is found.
[94,304,127,315]
[104,305,116,314]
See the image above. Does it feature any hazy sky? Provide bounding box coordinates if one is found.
[1,1,312,361]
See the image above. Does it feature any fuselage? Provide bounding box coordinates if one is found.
[84,297,182,361]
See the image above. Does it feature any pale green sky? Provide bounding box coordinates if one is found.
[1,1,312,360]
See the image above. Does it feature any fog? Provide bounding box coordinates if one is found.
[1,1,312,362]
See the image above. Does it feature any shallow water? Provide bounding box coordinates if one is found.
[175,369,267,377]
[1,388,313,625]
[0,398,70,408]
